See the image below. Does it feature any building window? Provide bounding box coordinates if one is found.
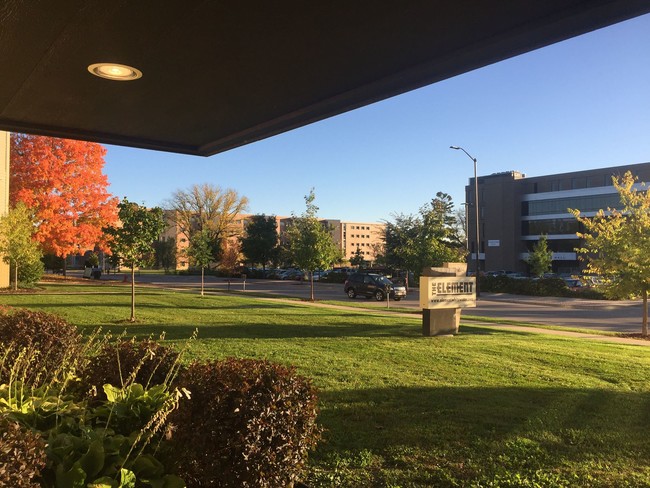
[522,218,582,235]
[571,177,586,189]
[587,175,605,188]
[526,193,621,216]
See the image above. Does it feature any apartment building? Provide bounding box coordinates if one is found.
[323,220,386,262]
[162,212,385,269]
[280,218,385,263]
[466,162,650,274]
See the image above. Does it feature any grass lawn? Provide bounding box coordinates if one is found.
[4,283,650,486]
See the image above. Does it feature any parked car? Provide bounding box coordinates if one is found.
[485,270,506,277]
[344,272,407,301]
[505,271,527,279]
[280,269,304,280]
[563,277,585,290]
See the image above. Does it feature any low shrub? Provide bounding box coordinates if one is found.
[13,257,44,288]
[79,338,181,402]
[169,358,322,487]
[535,277,571,296]
[0,310,82,386]
[480,276,607,299]
[573,287,607,299]
[0,416,47,488]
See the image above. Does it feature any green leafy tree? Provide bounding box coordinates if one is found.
[527,234,553,278]
[43,253,64,273]
[104,199,165,322]
[187,230,213,297]
[570,171,650,335]
[350,246,365,268]
[84,251,100,268]
[154,237,177,272]
[240,215,279,270]
[384,192,464,278]
[286,190,342,301]
[0,203,43,290]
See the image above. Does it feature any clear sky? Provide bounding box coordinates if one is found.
[104,13,650,223]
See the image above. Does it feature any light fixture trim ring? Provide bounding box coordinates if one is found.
[87,63,143,81]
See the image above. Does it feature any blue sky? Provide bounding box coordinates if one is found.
[104,13,650,223]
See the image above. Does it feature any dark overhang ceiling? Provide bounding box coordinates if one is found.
[1,1,649,156]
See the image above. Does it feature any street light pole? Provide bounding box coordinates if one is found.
[460,202,470,252]
[450,146,480,297]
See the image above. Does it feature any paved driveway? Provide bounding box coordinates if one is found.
[100,273,646,335]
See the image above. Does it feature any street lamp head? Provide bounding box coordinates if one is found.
[450,145,460,150]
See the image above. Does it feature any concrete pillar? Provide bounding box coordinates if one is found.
[422,308,461,336]
[0,132,9,287]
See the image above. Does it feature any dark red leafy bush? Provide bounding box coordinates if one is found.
[169,358,321,487]
[79,338,180,401]
[0,310,81,385]
[0,417,47,488]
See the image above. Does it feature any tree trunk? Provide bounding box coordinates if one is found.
[310,271,314,301]
[201,266,205,297]
[13,261,18,291]
[641,288,648,337]
[130,265,136,322]
[63,257,67,278]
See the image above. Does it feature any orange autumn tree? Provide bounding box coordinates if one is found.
[10,134,118,274]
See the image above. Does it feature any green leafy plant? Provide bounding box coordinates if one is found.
[40,383,187,488]
[169,358,322,487]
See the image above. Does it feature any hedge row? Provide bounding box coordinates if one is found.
[479,276,606,299]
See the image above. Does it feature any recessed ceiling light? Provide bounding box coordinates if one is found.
[87,63,142,81]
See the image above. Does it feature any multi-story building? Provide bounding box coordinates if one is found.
[162,211,385,270]
[466,162,650,275]
[323,220,386,263]
[279,218,386,264]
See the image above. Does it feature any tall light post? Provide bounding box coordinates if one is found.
[460,202,470,252]
[450,146,480,297]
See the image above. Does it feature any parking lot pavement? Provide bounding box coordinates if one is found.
[479,292,640,310]
[96,273,645,334]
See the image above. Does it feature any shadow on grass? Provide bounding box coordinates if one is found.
[78,322,534,341]
[5,301,297,312]
[314,385,650,472]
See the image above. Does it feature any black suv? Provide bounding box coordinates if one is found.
[344,273,407,301]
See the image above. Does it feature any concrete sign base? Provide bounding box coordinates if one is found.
[422,308,461,336]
